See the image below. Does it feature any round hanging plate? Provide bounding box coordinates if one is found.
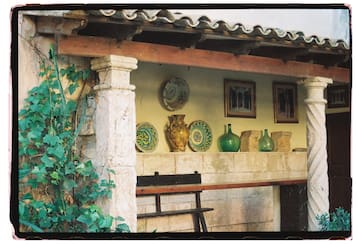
[161,77,190,111]
[136,122,158,153]
[188,120,212,152]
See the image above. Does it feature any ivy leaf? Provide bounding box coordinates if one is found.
[19,219,44,232]
[116,223,130,233]
[89,205,101,213]
[27,95,40,105]
[28,129,43,140]
[19,133,29,146]
[19,119,30,131]
[39,208,47,219]
[39,218,51,229]
[43,135,60,146]
[60,68,66,77]
[76,161,93,177]
[82,69,90,80]
[63,179,77,191]
[47,145,65,160]
[30,104,41,113]
[27,148,38,156]
[90,211,100,222]
[41,102,51,115]
[41,154,54,168]
[68,82,79,95]
[50,171,60,181]
[59,131,72,139]
[19,168,31,180]
[65,100,77,113]
[115,216,125,222]
[99,215,113,229]
[76,214,92,226]
[19,201,26,217]
[65,161,76,175]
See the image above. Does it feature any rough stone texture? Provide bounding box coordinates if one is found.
[135,154,144,175]
[136,152,306,232]
[91,55,138,232]
[210,223,248,232]
[175,153,203,174]
[240,130,261,152]
[203,153,234,174]
[96,166,137,230]
[247,222,275,231]
[300,77,332,231]
[18,16,42,111]
[95,89,136,168]
[142,154,176,174]
[78,96,96,136]
[78,135,96,161]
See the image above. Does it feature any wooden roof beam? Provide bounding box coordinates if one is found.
[57,35,350,83]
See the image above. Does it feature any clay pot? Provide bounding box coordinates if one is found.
[166,114,190,152]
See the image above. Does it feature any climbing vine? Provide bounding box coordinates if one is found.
[18,45,130,232]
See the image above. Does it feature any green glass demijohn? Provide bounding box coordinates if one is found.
[258,129,274,152]
[219,124,240,152]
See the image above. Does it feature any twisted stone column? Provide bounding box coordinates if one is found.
[91,55,138,231]
[299,77,332,231]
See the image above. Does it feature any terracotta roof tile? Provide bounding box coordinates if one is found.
[88,9,349,50]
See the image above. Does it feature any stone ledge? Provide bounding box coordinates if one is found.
[136,152,307,179]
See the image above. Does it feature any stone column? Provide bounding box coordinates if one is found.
[299,76,332,231]
[91,55,138,232]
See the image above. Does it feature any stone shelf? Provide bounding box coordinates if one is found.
[136,152,307,182]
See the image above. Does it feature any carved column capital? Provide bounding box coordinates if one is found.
[91,55,138,90]
[298,77,333,104]
[91,55,138,72]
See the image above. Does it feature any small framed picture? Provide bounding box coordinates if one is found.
[326,84,350,108]
[273,82,298,123]
[224,79,256,118]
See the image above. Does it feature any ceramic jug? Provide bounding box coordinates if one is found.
[166,114,190,152]
[218,124,240,152]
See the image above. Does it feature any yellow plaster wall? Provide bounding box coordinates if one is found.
[132,62,307,153]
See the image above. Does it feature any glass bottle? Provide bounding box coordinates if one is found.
[219,124,241,152]
[258,129,274,152]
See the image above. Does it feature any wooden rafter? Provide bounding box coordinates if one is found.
[57,35,350,83]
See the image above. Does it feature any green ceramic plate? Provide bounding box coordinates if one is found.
[136,122,158,153]
[188,120,212,152]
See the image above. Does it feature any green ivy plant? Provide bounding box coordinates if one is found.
[316,207,350,231]
[18,45,130,233]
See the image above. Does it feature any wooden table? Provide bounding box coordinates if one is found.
[136,177,307,195]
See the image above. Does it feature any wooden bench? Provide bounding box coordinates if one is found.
[136,171,214,232]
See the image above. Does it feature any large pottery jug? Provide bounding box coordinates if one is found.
[258,129,274,152]
[219,124,240,152]
[166,114,190,152]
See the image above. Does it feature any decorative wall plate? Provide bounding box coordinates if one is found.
[188,120,212,152]
[160,77,190,111]
[136,122,158,153]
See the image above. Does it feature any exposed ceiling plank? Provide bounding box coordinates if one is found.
[57,36,350,83]
[37,16,87,35]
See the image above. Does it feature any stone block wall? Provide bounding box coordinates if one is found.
[136,152,307,232]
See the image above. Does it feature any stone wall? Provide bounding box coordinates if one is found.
[135,152,307,232]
